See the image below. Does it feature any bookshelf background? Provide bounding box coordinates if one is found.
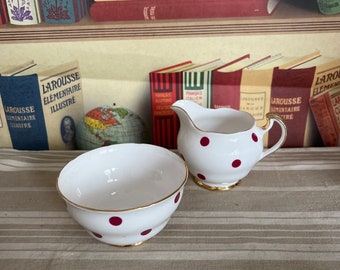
[0,0,339,136]
[0,1,339,42]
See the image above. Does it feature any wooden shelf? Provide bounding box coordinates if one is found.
[1,0,339,43]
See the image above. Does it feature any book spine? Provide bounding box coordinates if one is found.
[310,59,340,97]
[0,95,12,148]
[38,62,84,150]
[90,0,277,22]
[210,69,243,109]
[239,69,273,147]
[0,75,49,150]
[40,0,81,24]
[6,0,41,25]
[0,0,9,24]
[149,71,183,149]
[309,88,340,146]
[0,62,84,150]
[268,67,315,148]
[183,70,213,108]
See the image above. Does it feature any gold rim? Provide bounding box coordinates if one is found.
[111,240,146,248]
[193,176,240,191]
[56,144,189,213]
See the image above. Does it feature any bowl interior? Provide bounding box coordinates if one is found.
[57,144,187,211]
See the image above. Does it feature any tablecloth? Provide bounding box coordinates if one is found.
[0,147,339,270]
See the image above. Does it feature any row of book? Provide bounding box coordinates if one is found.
[1,0,281,25]
[1,0,283,26]
[2,0,339,26]
[0,61,84,150]
[0,0,91,25]
[149,51,340,149]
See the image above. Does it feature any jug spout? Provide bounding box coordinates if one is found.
[171,100,204,129]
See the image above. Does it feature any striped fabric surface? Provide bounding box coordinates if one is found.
[0,147,340,270]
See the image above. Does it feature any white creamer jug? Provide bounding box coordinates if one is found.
[171,100,287,191]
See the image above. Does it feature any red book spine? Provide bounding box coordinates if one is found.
[150,68,186,149]
[0,0,9,24]
[309,89,340,146]
[90,0,279,22]
[210,55,250,109]
[268,67,316,147]
[210,70,243,109]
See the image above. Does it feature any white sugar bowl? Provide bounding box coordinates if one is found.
[57,143,188,247]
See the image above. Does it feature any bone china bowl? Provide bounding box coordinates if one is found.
[57,143,188,247]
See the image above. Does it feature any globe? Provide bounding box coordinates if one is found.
[76,106,148,150]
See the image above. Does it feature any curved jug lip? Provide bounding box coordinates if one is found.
[171,100,255,135]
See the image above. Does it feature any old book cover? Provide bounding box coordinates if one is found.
[182,59,225,108]
[210,54,252,109]
[149,61,194,149]
[40,0,90,24]
[6,0,41,25]
[240,51,321,147]
[0,61,84,150]
[0,0,9,25]
[90,0,281,22]
[268,67,316,148]
[309,86,340,146]
[293,55,340,147]
[0,61,35,148]
[211,54,274,110]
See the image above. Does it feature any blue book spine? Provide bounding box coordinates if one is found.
[0,75,49,150]
[40,0,88,24]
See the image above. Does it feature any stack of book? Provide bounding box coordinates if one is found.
[149,51,340,149]
[90,0,281,22]
[0,61,84,150]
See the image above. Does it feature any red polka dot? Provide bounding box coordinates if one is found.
[174,192,181,204]
[197,173,206,180]
[200,137,210,146]
[109,216,122,226]
[92,232,102,238]
[232,159,241,168]
[141,229,152,236]
[252,133,258,142]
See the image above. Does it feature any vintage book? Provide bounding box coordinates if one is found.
[297,56,340,97]
[149,61,194,149]
[0,61,84,150]
[210,54,274,109]
[182,59,225,108]
[240,51,321,147]
[0,60,35,76]
[0,95,11,148]
[239,56,281,146]
[0,61,35,148]
[6,0,41,25]
[291,55,340,147]
[40,0,90,24]
[0,0,9,25]
[150,56,268,149]
[309,86,340,146]
[90,0,281,22]
[268,67,316,147]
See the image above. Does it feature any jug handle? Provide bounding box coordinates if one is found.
[260,113,287,159]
